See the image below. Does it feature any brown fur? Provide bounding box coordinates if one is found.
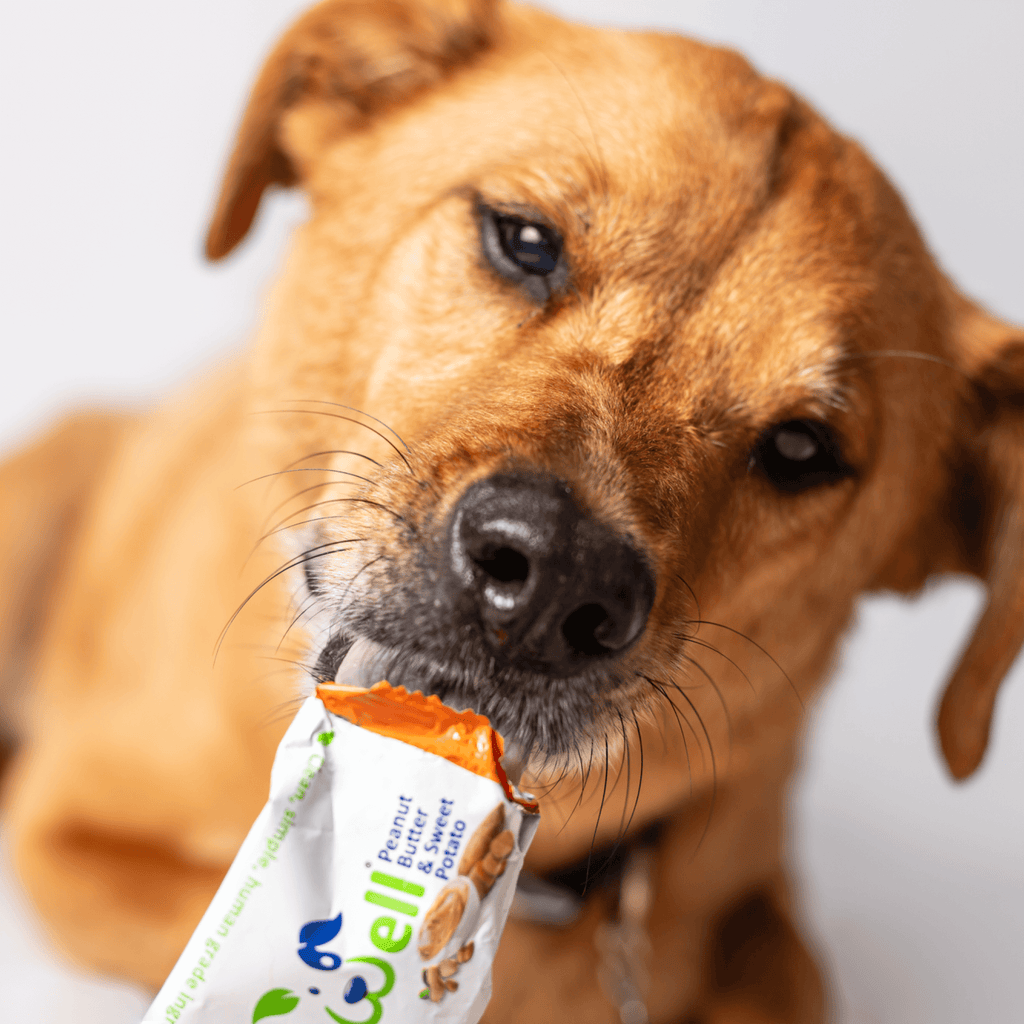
[2,2,1022,1021]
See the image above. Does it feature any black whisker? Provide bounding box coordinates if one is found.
[562,735,599,834]
[617,710,632,839]
[651,674,706,764]
[236,466,377,489]
[263,518,368,542]
[588,709,648,883]
[643,676,693,799]
[284,399,413,453]
[684,620,803,710]
[551,742,580,793]
[258,407,416,478]
[682,636,757,696]
[528,754,575,802]
[673,572,703,632]
[215,540,360,662]
[258,695,309,731]
[553,741,593,838]
[672,686,717,856]
[248,481,370,565]
[248,495,403,567]
[626,709,645,835]
[580,735,598,808]
[254,652,321,674]
[271,495,410,534]
[283,448,385,470]
[581,734,612,897]
[337,554,385,610]
[276,586,327,653]
[678,651,734,750]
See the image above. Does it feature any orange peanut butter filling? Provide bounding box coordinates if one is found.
[315,681,536,810]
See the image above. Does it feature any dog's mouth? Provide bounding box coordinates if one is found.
[312,631,534,781]
[304,472,657,766]
[311,632,378,689]
[309,616,646,783]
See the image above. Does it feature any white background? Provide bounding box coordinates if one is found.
[1,1,1021,1021]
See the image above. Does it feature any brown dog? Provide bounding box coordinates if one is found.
[2,1,1022,1021]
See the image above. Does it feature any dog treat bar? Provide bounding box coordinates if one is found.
[143,681,539,1024]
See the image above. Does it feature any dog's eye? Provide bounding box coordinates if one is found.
[479,206,566,302]
[494,217,561,275]
[752,419,852,492]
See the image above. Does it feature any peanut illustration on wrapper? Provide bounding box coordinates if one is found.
[418,804,516,1002]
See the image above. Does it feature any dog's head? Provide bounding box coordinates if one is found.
[210,0,1023,787]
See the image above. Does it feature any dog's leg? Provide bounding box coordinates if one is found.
[691,880,826,1024]
[0,412,131,783]
[637,733,826,1024]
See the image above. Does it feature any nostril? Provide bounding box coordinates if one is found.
[447,472,656,674]
[561,603,613,658]
[471,545,530,585]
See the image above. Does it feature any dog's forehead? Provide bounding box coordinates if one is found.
[351,14,804,223]
[464,22,876,418]
[317,10,895,426]
[472,20,792,196]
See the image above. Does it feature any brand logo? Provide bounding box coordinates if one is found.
[298,914,343,970]
[251,913,394,1023]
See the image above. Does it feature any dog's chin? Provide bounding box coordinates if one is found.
[310,629,623,766]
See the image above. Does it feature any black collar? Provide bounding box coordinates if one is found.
[545,820,663,898]
[511,821,663,926]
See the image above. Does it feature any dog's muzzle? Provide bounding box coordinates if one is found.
[315,471,656,755]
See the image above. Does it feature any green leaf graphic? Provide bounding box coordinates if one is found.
[252,988,300,1022]
[317,731,335,746]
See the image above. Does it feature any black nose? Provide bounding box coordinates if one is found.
[446,473,656,676]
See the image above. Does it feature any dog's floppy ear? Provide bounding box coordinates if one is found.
[936,295,1024,780]
[205,0,499,260]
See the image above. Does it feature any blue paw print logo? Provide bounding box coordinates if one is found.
[252,914,393,1022]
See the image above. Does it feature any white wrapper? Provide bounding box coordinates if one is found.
[143,693,539,1024]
